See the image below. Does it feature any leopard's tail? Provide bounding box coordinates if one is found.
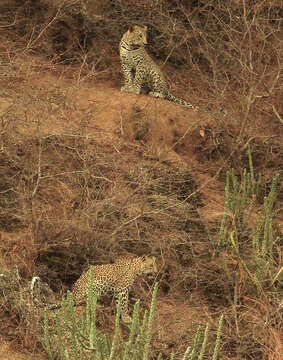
[30,276,61,310]
[166,92,198,110]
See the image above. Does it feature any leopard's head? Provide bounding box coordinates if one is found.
[127,25,148,48]
[140,256,157,274]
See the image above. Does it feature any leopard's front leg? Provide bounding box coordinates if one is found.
[130,65,146,95]
[115,289,132,323]
[120,61,134,93]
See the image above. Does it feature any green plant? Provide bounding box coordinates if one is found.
[43,280,224,359]
[218,145,262,247]
[217,145,280,292]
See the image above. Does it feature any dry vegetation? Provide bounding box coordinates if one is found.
[0,0,282,359]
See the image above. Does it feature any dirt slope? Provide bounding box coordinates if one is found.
[0,64,223,358]
[0,55,281,360]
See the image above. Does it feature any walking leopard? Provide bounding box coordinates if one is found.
[31,255,157,323]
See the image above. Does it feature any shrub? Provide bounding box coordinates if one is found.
[43,280,224,360]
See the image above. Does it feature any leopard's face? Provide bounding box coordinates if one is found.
[115,255,157,276]
[140,256,157,274]
[126,25,147,48]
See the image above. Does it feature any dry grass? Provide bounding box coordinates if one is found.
[0,1,282,359]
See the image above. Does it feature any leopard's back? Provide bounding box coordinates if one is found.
[71,256,157,305]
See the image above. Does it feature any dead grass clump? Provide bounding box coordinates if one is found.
[126,161,201,202]
[0,153,23,231]
[0,267,43,350]
[0,0,110,69]
[220,296,282,360]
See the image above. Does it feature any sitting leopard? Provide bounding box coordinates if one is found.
[31,255,157,323]
[119,25,198,110]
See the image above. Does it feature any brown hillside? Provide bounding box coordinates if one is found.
[0,1,282,359]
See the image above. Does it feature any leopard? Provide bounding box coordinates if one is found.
[31,255,157,323]
[119,25,198,110]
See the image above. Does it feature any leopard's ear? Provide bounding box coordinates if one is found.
[141,255,155,262]
[150,256,156,263]
[140,255,150,262]
[143,25,148,30]
[129,25,134,32]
